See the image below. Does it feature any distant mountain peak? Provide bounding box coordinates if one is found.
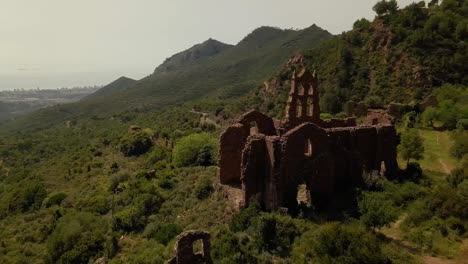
[154,38,233,73]
[83,76,136,100]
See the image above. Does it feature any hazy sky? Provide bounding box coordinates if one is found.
[1,0,421,90]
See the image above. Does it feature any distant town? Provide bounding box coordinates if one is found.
[0,86,101,121]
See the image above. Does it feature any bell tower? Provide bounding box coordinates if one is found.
[285,68,320,122]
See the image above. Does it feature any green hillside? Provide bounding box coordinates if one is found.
[84,77,136,100]
[247,0,467,117]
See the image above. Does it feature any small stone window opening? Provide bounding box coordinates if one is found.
[380,161,386,175]
[193,239,204,255]
[297,184,311,206]
[250,121,259,135]
[305,138,313,157]
[296,100,302,117]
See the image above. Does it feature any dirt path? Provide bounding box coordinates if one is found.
[438,158,451,174]
[422,241,468,264]
[190,109,220,128]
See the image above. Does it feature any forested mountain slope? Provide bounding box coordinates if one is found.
[248,0,467,117]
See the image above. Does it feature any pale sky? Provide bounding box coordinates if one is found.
[0,0,422,90]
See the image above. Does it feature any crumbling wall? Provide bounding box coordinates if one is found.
[218,110,277,184]
[321,117,357,128]
[280,123,334,210]
[375,125,398,177]
[218,124,246,184]
[166,230,212,264]
[237,110,277,136]
[240,135,281,210]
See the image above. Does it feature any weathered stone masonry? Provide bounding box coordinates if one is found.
[218,69,398,211]
[166,230,212,264]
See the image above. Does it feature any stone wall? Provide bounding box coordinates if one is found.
[166,230,212,264]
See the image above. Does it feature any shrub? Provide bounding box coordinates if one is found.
[81,195,110,215]
[45,193,67,208]
[146,147,171,165]
[358,191,398,230]
[152,224,182,245]
[172,133,217,167]
[211,229,253,264]
[112,206,145,232]
[46,212,107,264]
[17,182,47,212]
[109,172,130,193]
[364,95,384,109]
[134,193,164,216]
[194,175,214,199]
[312,222,388,263]
[250,213,299,256]
[451,131,468,159]
[230,200,261,232]
[119,131,153,157]
[403,162,424,182]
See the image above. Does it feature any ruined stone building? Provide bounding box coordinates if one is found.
[218,69,398,211]
[166,230,212,264]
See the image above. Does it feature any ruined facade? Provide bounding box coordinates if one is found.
[166,230,212,264]
[218,69,398,211]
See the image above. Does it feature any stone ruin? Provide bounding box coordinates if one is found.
[218,68,398,211]
[166,230,212,264]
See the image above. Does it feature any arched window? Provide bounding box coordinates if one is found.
[380,161,386,175]
[304,138,313,156]
[193,239,204,255]
[306,97,312,116]
[298,84,305,95]
[297,183,311,206]
[309,84,314,95]
[296,99,302,117]
[250,121,259,135]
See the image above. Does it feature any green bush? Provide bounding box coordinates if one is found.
[146,147,171,165]
[152,224,182,245]
[194,175,214,199]
[229,200,261,232]
[451,131,468,159]
[119,131,153,157]
[46,212,107,264]
[211,229,256,264]
[172,133,217,167]
[250,213,299,256]
[79,195,110,215]
[45,192,67,208]
[109,172,130,193]
[358,191,398,230]
[311,222,388,263]
[134,193,164,216]
[12,182,47,212]
[112,206,145,232]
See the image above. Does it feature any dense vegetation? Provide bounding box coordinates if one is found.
[0,1,467,263]
[248,0,467,117]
